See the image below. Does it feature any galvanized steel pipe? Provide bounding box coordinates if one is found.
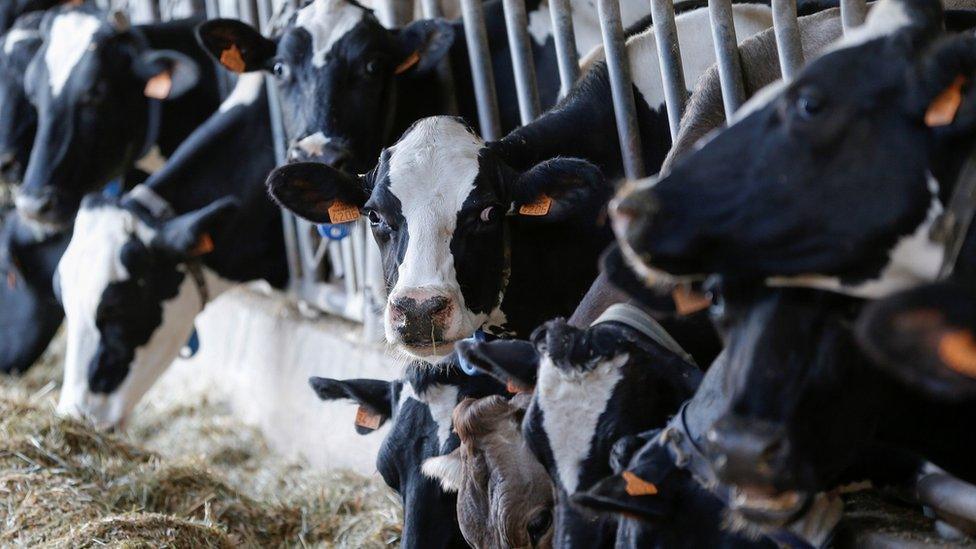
[650,0,687,140]
[460,0,503,139]
[840,0,867,32]
[548,0,579,97]
[597,0,645,179]
[502,0,542,124]
[771,0,804,80]
[708,0,745,117]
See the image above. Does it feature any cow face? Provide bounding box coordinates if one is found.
[0,12,43,185]
[423,395,555,549]
[268,117,607,360]
[197,0,455,173]
[56,195,235,429]
[612,0,976,298]
[18,5,200,229]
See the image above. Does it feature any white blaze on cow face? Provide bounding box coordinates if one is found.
[56,204,227,430]
[295,0,365,68]
[44,11,102,97]
[384,118,486,357]
[536,353,627,494]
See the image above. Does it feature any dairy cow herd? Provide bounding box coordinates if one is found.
[2,0,976,546]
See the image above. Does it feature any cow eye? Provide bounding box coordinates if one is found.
[365,58,382,75]
[479,206,498,223]
[795,88,824,119]
[526,509,552,545]
[272,61,291,81]
[365,209,382,225]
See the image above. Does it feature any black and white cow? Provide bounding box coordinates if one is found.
[0,11,45,186]
[269,116,613,360]
[16,3,221,229]
[448,304,703,547]
[0,0,60,35]
[611,0,976,299]
[55,74,285,428]
[309,357,509,549]
[196,0,564,173]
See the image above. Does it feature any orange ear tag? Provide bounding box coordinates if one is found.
[672,285,711,316]
[938,329,976,378]
[220,44,247,74]
[925,75,966,127]
[144,70,173,100]
[519,195,552,216]
[6,271,16,290]
[394,51,421,75]
[506,380,533,394]
[328,200,361,224]
[190,233,215,257]
[622,471,658,496]
[355,406,383,430]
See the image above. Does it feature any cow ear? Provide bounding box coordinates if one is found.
[266,162,370,224]
[455,338,538,392]
[422,448,464,492]
[510,158,609,222]
[134,50,200,100]
[394,18,455,75]
[308,377,394,434]
[572,471,668,520]
[857,282,976,402]
[913,35,976,135]
[150,197,238,259]
[196,18,275,74]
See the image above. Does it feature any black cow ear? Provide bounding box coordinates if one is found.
[857,282,976,402]
[266,162,370,224]
[455,338,539,392]
[510,158,609,222]
[394,18,455,75]
[308,377,394,434]
[572,471,668,520]
[133,49,201,100]
[913,35,976,135]
[196,18,276,74]
[151,197,238,259]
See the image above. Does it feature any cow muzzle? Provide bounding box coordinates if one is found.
[15,187,69,229]
[387,288,459,356]
[287,134,353,170]
[706,415,792,492]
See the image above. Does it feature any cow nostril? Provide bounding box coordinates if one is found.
[424,296,450,316]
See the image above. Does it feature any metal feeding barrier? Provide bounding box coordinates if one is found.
[110,0,868,340]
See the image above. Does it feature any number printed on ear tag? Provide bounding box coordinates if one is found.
[220,44,246,73]
[355,406,382,430]
[519,195,552,216]
[328,201,361,224]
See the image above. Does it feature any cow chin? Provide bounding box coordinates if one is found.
[385,306,486,362]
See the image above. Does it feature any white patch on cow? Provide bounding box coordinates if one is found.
[536,353,627,494]
[526,4,554,47]
[56,204,232,429]
[384,117,486,347]
[45,11,102,97]
[3,28,40,55]
[291,131,332,159]
[295,0,366,68]
[422,450,464,492]
[767,174,945,299]
[416,382,460,450]
[219,72,265,113]
[830,0,912,51]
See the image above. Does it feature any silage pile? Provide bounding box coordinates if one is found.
[0,336,402,548]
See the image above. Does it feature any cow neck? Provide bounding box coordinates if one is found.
[480,215,513,338]
[935,147,976,279]
[126,184,209,309]
[138,97,162,162]
[591,303,696,365]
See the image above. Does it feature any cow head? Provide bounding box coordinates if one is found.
[0,12,44,185]
[56,193,236,429]
[612,0,976,298]
[423,395,556,549]
[17,4,200,229]
[197,0,455,173]
[268,117,607,360]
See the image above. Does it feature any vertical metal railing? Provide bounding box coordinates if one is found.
[460,0,502,140]
[502,0,542,124]
[598,0,645,179]
[549,0,580,98]
[708,0,745,117]
[650,0,687,140]
[771,0,803,80]
[841,0,867,32]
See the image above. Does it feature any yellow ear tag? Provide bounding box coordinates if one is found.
[925,75,966,127]
[144,70,172,100]
[190,233,215,257]
[355,406,383,430]
[328,200,361,224]
[519,195,552,216]
[672,284,711,316]
[938,329,976,378]
[220,44,247,74]
[622,471,658,496]
[394,51,421,75]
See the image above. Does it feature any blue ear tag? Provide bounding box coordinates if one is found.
[180,328,200,359]
[458,330,488,376]
[317,223,351,240]
[102,179,123,198]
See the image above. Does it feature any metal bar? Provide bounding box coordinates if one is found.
[771,0,804,81]
[650,0,687,140]
[148,0,162,21]
[421,0,460,115]
[204,0,221,18]
[420,0,441,17]
[460,0,502,140]
[189,0,207,15]
[840,0,867,33]
[548,0,579,98]
[597,0,645,179]
[708,0,746,117]
[239,0,261,26]
[502,0,541,124]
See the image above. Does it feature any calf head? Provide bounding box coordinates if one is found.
[56,193,235,429]
[268,116,607,359]
[197,0,455,173]
[423,395,555,549]
[0,12,44,185]
[613,0,976,298]
[18,4,200,228]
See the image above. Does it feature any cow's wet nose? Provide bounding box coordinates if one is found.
[389,291,454,343]
[287,138,352,170]
[609,186,659,244]
[705,415,790,486]
[14,188,58,222]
